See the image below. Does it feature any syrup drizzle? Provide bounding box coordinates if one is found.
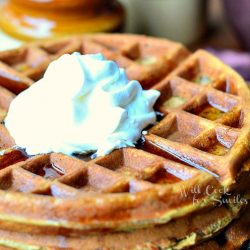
[148,168,181,184]
[38,163,65,180]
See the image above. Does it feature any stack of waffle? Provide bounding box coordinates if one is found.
[0,34,249,250]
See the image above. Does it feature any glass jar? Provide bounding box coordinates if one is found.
[0,0,124,41]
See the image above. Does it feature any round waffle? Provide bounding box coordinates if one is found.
[0,203,244,249]
[0,34,249,249]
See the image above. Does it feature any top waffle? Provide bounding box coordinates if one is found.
[0,34,249,237]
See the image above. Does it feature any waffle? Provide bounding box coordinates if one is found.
[0,202,244,250]
[189,202,250,250]
[0,34,249,249]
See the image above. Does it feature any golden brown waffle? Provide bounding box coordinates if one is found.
[188,203,250,250]
[0,34,249,249]
[146,49,250,188]
[0,202,244,250]
[0,204,248,249]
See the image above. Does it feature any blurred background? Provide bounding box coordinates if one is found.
[0,0,250,80]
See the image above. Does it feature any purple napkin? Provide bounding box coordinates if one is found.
[206,48,250,82]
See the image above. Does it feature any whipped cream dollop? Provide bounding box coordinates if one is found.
[5,53,160,156]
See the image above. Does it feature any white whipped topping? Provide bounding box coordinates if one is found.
[5,53,160,156]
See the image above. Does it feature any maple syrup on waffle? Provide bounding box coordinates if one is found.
[206,142,229,156]
[148,168,181,184]
[191,103,224,121]
[37,163,65,180]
